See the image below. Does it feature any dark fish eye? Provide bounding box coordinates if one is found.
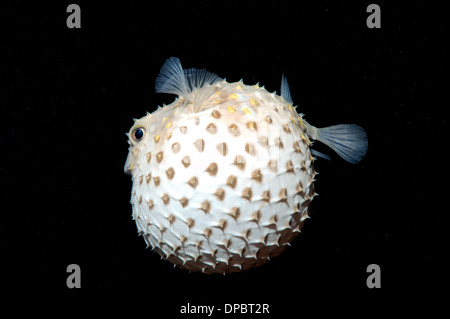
[132,127,146,141]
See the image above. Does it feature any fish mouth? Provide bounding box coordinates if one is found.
[124,152,133,175]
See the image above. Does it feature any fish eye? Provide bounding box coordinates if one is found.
[132,127,146,141]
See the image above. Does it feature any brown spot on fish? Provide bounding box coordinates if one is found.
[279,188,288,203]
[268,160,278,172]
[233,155,246,170]
[228,124,240,137]
[193,139,205,152]
[213,219,227,232]
[286,160,294,174]
[206,123,217,134]
[162,193,170,205]
[274,137,283,148]
[245,143,256,155]
[211,110,221,119]
[200,200,211,214]
[242,187,253,201]
[186,218,195,229]
[228,207,240,221]
[258,136,268,146]
[172,142,181,153]
[203,228,212,239]
[166,167,175,180]
[246,121,257,130]
[216,142,228,156]
[294,141,302,153]
[181,156,191,168]
[167,214,175,225]
[156,151,164,163]
[261,190,271,203]
[251,169,262,183]
[180,197,189,208]
[187,176,199,189]
[296,182,304,196]
[214,188,225,201]
[301,160,307,171]
[251,210,262,224]
[206,162,218,176]
[226,175,237,189]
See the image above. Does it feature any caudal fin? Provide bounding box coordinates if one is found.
[305,123,368,164]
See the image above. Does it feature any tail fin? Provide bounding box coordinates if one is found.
[305,123,368,164]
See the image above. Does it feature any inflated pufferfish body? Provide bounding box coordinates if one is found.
[124,57,368,274]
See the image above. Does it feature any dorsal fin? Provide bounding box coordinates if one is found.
[155,57,222,108]
[184,67,222,93]
[280,74,293,105]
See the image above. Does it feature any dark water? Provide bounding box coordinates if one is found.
[2,1,446,316]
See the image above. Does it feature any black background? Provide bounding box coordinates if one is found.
[1,0,447,316]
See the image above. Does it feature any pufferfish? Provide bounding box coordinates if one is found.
[124,57,368,274]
